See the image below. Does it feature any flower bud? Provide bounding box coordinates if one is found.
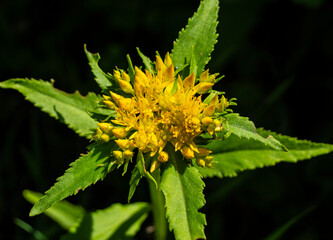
[118,79,134,94]
[102,95,112,101]
[196,147,212,157]
[100,133,110,142]
[123,149,134,160]
[103,100,115,110]
[158,151,169,163]
[207,124,215,135]
[112,127,128,139]
[97,122,114,135]
[204,156,214,164]
[196,158,206,167]
[201,116,213,126]
[195,82,214,94]
[113,150,124,164]
[115,139,130,149]
[113,69,121,81]
[181,146,194,159]
[121,71,130,82]
[110,91,123,106]
[92,128,103,141]
[150,160,161,173]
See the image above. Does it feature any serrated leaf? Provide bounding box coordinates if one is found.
[198,129,333,178]
[84,45,114,90]
[30,142,114,216]
[23,190,85,232]
[60,202,150,240]
[0,78,99,138]
[224,113,287,151]
[171,0,219,77]
[160,144,206,240]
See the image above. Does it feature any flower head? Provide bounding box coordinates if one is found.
[94,53,231,171]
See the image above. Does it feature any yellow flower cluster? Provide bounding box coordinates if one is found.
[93,53,229,172]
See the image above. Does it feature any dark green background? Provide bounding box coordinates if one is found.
[1,0,333,239]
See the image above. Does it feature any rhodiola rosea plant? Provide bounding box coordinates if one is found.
[2,0,333,239]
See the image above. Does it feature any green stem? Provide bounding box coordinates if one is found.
[149,179,167,240]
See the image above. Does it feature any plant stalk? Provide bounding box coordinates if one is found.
[149,179,167,240]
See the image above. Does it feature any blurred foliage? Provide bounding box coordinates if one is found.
[1,0,332,239]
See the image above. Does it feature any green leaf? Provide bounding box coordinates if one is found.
[264,205,317,240]
[198,129,333,178]
[23,190,85,232]
[223,113,287,151]
[84,45,114,90]
[0,78,99,138]
[171,0,219,77]
[60,202,150,240]
[30,142,114,216]
[160,144,206,240]
[137,47,154,73]
[128,165,142,202]
[14,218,48,240]
[126,54,135,85]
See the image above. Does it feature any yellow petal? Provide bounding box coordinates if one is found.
[135,66,148,83]
[209,93,219,106]
[118,98,133,112]
[194,82,214,94]
[202,104,215,116]
[164,63,174,81]
[199,69,215,83]
[155,55,165,72]
[164,52,172,67]
[188,141,199,153]
[199,69,209,82]
[182,73,195,91]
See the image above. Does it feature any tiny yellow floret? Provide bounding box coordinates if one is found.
[158,151,169,163]
[94,53,231,168]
